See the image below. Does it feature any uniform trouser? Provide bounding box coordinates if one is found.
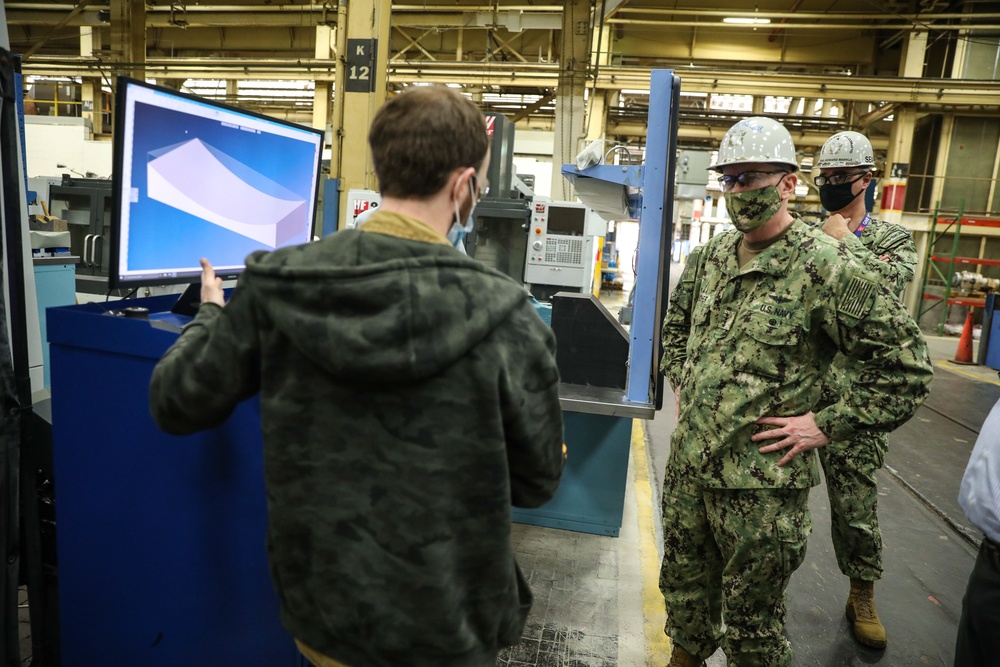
[954,538,1000,666]
[817,431,886,582]
[659,469,811,667]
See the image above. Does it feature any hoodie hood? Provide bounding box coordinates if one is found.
[241,212,531,384]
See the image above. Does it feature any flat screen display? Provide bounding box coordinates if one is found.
[546,205,586,236]
[109,76,324,289]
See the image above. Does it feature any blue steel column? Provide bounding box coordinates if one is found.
[626,70,677,404]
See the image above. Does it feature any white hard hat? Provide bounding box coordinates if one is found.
[815,131,875,170]
[709,117,799,171]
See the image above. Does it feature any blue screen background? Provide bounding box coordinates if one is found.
[125,99,321,277]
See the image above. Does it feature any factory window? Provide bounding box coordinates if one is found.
[181,79,316,114]
[22,78,114,131]
[763,96,793,114]
[904,115,942,214]
[709,94,753,112]
[963,33,1000,80]
[26,81,81,118]
[942,116,1000,216]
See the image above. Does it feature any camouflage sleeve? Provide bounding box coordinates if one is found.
[813,263,932,442]
[149,289,262,435]
[660,246,702,390]
[841,224,916,294]
[501,310,564,508]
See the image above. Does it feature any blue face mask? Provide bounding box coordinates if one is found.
[447,216,474,253]
[447,180,477,251]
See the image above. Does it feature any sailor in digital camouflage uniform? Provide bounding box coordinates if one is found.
[149,86,565,667]
[657,117,933,667]
[810,130,919,650]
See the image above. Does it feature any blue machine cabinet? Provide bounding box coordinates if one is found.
[514,70,678,537]
[47,296,303,667]
[512,412,633,536]
[32,256,78,388]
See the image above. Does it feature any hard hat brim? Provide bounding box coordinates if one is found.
[707,160,799,172]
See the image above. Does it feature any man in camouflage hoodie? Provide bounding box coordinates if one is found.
[810,130,919,650]
[149,86,565,667]
[658,117,932,667]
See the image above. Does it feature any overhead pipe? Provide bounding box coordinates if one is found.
[16,56,1000,105]
[9,6,997,31]
[9,3,1000,27]
[605,19,998,30]
[612,7,1000,21]
[769,0,804,43]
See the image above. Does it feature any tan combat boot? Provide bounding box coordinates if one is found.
[845,578,887,649]
[666,643,706,667]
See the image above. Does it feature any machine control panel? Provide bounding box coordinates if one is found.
[523,199,598,293]
[346,189,381,229]
[525,201,587,267]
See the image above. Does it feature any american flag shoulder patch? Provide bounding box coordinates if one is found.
[839,276,876,320]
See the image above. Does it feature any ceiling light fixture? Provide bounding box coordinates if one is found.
[722,17,772,25]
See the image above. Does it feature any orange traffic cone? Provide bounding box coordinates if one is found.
[951,311,976,365]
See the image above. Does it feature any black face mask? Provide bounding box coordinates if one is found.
[819,176,866,212]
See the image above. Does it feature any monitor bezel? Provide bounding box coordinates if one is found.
[108,75,325,291]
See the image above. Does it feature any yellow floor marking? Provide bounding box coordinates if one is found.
[933,359,1000,387]
[632,419,671,664]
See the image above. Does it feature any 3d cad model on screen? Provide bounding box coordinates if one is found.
[147,137,309,248]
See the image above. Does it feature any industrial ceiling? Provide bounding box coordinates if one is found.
[5,0,1000,153]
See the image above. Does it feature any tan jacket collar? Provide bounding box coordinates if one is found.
[360,211,452,248]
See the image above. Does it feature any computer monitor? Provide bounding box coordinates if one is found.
[109,76,324,290]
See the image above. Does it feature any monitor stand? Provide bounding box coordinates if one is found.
[170,282,202,317]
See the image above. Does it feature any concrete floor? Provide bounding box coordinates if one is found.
[500,274,994,667]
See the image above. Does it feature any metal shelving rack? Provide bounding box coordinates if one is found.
[918,200,1000,334]
[919,201,972,335]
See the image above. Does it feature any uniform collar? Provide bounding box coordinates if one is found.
[359,210,453,247]
[725,216,804,278]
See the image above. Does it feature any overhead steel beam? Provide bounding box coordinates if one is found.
[144,12,327,28]
[392,3,558,8]
[606,19,1000,30]
[390,10,562,30]
[5,8,107,26]
[484,30,529,63]
[511,94,554,122]
[603,0,630,20]
[17,57,1000,108]
[6,4,335,28]
[857,103,897,128]
[590,68,1000,107]
[610,121,893,148]
[22,0,95,60]
[392,27,438,61]
[612,7,1000,21]
[5,4,567,30]
[9,3,1000,30]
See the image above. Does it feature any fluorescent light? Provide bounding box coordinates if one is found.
[723,17,772,24]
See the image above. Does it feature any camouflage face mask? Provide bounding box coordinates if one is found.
[725,181,785,233]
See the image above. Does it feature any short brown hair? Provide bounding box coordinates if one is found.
[369,86,489,199]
